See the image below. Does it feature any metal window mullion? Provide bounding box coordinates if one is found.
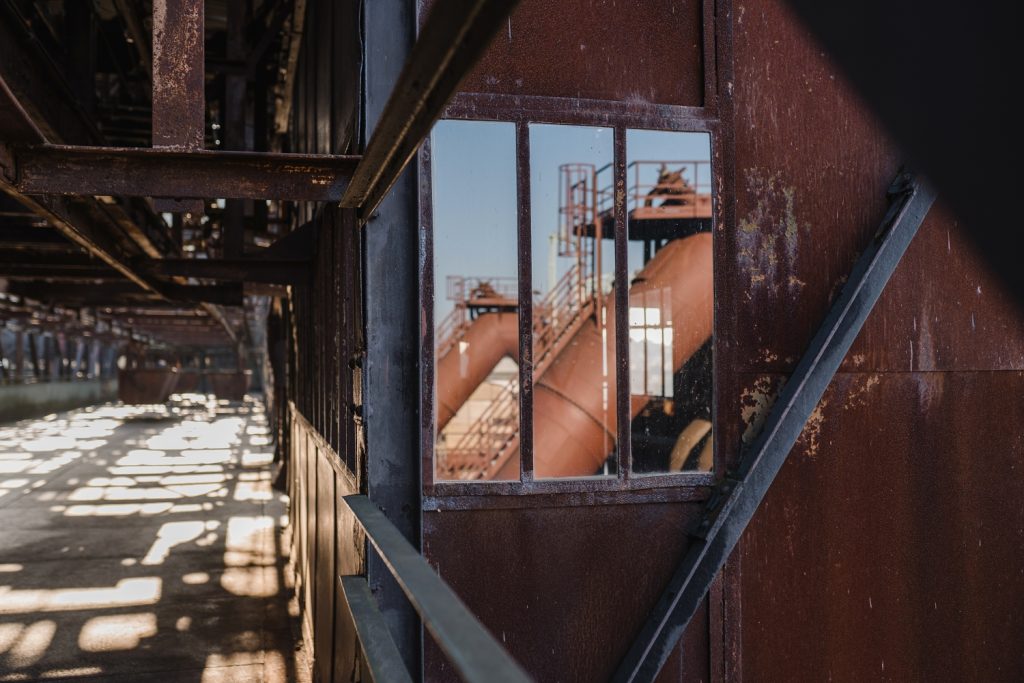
[516,121,534,483]
[614,126,631,478]
[420,139,437,490]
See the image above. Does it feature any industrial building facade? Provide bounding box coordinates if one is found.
[0,0,1020,681]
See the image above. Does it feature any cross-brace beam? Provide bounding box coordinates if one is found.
[6,144,359,201]
[612,172,937,682]
[340,0,521,219]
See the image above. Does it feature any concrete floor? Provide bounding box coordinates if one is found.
[0,396,307,682]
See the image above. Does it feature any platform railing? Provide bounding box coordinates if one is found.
[439,376,519,479]
[439,262,597,479]
[342,494,533,683]
[435,304,469,360]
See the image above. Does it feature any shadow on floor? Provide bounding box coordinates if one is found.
[0,395,306,682]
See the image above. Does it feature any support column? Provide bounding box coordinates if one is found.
[363,0,421,675]
[152,0,205,215]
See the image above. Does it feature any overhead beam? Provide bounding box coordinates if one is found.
[612,174,936,682]
[145,258,308,284]
[340,0,520,219]
[9,144,360,201]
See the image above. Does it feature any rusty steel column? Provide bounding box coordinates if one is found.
[152,0,205,215]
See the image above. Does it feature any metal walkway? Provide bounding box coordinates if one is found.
[0,397,305,682]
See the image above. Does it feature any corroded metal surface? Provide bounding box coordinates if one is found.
[739,371,1024,681]
[13,145,359,201]
[725,1,1024,681]
[152,0,204,151]
[423,503,712,681]
[422,0,705,106]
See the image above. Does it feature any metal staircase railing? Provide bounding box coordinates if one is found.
[435,304,469,360]
[438,262,599,479]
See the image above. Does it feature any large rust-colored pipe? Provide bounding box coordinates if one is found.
[436,310,519,430]
[493,232,713,479]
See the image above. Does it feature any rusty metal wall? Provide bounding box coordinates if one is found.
[422,0,705,106]
[417,1,722,680]
[726,0,1024,680]
[283,2,367,682]
[423,503,715,682]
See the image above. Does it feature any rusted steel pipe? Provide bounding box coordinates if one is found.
[436,310,520,430]
[493,232,713,478]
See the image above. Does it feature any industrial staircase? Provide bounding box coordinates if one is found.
[438,262,599,479]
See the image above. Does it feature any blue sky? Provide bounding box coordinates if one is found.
[431,121,711,323]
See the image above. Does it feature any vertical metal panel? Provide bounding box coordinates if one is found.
[304,436,318,651]
[363,0,422,675]
[422,503,711,681]
[738,371,1024,681]
[725,1,1024,681]
[315,452,338,683]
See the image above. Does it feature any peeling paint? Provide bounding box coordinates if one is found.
[740,375,785,444]
[736,167,805,298]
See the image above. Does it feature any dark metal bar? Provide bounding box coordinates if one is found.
[147,258,309,284]
[339,576,415,683]
[516,120,534,481]
[613,126,631,477]
[612,173,936,682]
[342,494,533,683]
[12,145,360,201]
[340,0,521,219]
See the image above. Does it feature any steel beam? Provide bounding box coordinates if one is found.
[340,0,520,218]
[9,144,359,201]
[612,173,937,682]
[146,258,308,284]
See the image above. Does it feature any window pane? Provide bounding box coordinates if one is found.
[431,121,519,481]
[529,124,617,479]
[626,130,714,473]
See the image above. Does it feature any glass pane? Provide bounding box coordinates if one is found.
[529,124,616,479]
[626,130,714,473]
[431,121,519,481]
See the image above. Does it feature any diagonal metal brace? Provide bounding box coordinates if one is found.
[612,171,936,683]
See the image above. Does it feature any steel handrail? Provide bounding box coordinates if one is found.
[343,495,533,683]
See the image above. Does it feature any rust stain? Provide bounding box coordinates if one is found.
[844,373,880,410]
[737,167,805,296]
[795,399,827,457]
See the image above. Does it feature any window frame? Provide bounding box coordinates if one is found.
[420,96,724,507]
